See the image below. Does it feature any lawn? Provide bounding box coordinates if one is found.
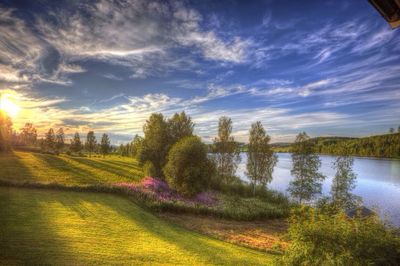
[0,187,275,265]
[0,151,142,186]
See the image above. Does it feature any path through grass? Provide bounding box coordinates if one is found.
[0,187,275,265]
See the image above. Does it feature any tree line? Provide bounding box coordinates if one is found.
[1,109,359,207]
[2,117,113,157]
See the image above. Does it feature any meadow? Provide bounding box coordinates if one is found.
[0,151,142,186]
[0,187,275,265]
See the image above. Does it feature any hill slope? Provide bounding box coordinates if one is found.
[0,187,274,265]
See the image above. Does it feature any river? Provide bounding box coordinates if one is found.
[236,153,400,226]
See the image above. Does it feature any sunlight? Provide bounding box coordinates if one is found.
[0,94,20,117]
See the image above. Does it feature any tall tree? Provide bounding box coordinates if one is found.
[138,113,170,177]
[45,128,56,153]
[331,155,358,209]
[246,121,277,195]
[168,111,194,144]
[131,134,143,158]
[20,123,37,145]
[212,116,241,185]
[100,133,111,157]
[0,111,13,152]
[56,128,65,153]
[288,132,325,203]
[70,132,83,153]
[85,131,97,157]
[389,127,395,134]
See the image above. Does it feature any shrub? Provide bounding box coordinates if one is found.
[163,136,215,197]
[279,206,400,265]
[143,161,157,177]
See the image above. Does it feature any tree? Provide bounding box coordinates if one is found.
[163,136,215,197]
[70,132,83,153]
[20,123,37,145]
[100,133,111,157]
[288,132,325,203]
[131,134,143,157]
[389,127,395,134]
[138,113,170,177]
[331,155,359,209]
[0,111,13,152]
[55,128,65,153]
[168,111,194,144]
[45,128,56,153]
[246,121,277,195]
[85,131,97,157]
[212,116,241,185]
[398,125,400,133]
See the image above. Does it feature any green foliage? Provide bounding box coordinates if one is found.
[289,132,325,203]
[168,111,194,144]
[100,133,111,157]
[139,113,170,177]
[164,136,215,197]
[116,134,143,157]
[282,134,400,159]
[19,123,37,145]
[143,160,156,177]
[211,116,241,185]
[55,128,65,153]
[331,155,359,209]
[70,132,83,153]
[279,206,400,265]
[139,112,195,178]
[246,121,277,194]
[44,128,56,153]
[0,111,12,152]
[85,131,97,157]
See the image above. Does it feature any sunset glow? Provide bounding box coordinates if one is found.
[0,94,20,118]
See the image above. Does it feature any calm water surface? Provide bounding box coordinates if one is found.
[237,153,400,226]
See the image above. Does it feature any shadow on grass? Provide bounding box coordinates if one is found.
[0,187,272,265]
[0,151,35,182]
[99,159,143,172]
[107,195,272,265]
[68,157,139,180]
[0,187,74,264]
[31,153,100,184]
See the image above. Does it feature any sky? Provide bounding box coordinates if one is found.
[0,0,399,144]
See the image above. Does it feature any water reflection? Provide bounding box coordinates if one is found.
[236,153,400,226]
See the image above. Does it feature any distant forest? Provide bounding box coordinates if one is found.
[272,133,400,159]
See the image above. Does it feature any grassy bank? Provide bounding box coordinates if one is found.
[0,151,289,220]
[0,187,275,265]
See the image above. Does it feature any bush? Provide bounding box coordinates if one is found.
[163,136,215,197]
[279,206,400,265]
[143,161,157,177]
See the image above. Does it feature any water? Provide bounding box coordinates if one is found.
[237,153,400,226]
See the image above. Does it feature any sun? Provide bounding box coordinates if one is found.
[0,94,20,117]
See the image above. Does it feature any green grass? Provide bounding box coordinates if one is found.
[0,151,142,186]
[0,187,275,265]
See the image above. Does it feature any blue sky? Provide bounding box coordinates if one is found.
[0,0,399,143]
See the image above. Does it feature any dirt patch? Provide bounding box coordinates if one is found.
[158,212,289,252]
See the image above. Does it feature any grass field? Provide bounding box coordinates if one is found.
[0,151,142,186]
[0,187,275,265]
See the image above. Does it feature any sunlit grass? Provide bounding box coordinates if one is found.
[0,151,142,186]
[0,187,275,265]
